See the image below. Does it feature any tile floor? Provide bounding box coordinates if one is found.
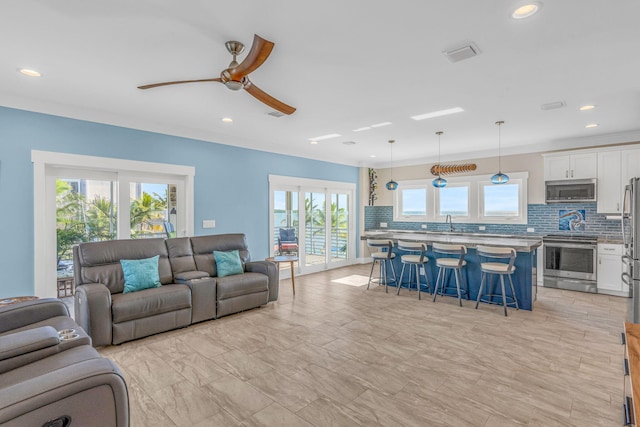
[95,264,627,426]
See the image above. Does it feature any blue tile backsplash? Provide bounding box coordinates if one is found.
[365,203,622,238]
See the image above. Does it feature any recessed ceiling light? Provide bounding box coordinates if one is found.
[221,117,233,123]
[310,141,318,145]
[18,68,41,77]
[369,154,376,158]
[512,3,541,19]
[585,123,599,128]
[579,105,596,111]
[308,133,341,141]
[370,122,392,128]
[353,126,372,132]
[411,107,464,121]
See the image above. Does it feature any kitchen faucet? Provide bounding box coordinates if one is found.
[445,214,454,232]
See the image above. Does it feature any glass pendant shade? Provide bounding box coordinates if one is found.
[432,131,447,188]
[492,121,509,184]
[432,177,447,188]
[490,172,509,184]
[386,139,398,191]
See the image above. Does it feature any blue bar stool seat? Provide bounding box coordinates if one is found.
[366,239,397,293]
[475,245,519,316]
[432,243,468,306]
[396,240,431,300]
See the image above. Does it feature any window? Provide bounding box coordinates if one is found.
[392,172,528,224]
[394,181,428,221]
[436,183,469,218]
[479,176,527,223]
[33,150,195,299]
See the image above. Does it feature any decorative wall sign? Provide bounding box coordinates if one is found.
[559,209,585,231]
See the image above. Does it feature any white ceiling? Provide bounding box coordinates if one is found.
[2,0,640,168]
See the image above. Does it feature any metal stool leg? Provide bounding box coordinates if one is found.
[367,259,377,289]
[397,263,407,295]
[454,268,463,307]
[433,267,443,302]
[508,274,519,310]
[475,271,487,309]
[500,275,508,316]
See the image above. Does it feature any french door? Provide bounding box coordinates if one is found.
[269,176,355,276]
[33,151,194,298]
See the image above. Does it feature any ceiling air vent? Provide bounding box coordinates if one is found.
[266,111,285,118]
[442,43,480,63]
[342,141,356,145]
[540,101,566,110]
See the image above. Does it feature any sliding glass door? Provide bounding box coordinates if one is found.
[269,176,355,276]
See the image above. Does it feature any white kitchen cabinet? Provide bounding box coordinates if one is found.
[622,148,640,185]
[597,243,625,295]
[544,152,597,181]
[597,150,622,213]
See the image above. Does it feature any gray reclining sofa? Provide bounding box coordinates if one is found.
[0,298,129,426]
[73,233,278,347]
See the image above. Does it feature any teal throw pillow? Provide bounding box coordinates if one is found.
[121,255,162,294]
[214,250,244,278]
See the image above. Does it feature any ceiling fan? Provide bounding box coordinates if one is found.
[138,34,296,115]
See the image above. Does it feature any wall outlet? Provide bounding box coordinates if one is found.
[203,219,216,228]
[527,227,535,232]
[380,222,388,228]
[479,226,486,231]
[421,224,427,229]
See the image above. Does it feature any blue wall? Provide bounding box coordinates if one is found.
[0,107,359,298]
[365,203,622,238]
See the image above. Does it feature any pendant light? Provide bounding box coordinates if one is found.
[432,131,447,188]
[385,139,398,190]
[491,121,509,184]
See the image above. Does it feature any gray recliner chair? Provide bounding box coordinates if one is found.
[0,299,129,426]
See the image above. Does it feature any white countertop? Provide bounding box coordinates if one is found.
[362,230,542,252]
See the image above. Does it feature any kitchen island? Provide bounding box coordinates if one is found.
[362,230,542,310]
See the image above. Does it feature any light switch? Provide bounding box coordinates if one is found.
[421,224,427,229]
[203,220,216,228]
[527,227,534,232]
[380,222,388,228]
[479,226,486,231]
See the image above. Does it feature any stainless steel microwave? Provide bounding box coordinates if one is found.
[545,179,597,203]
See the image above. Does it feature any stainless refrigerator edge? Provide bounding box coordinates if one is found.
[623,177,640,322]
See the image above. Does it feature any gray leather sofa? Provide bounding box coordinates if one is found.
[74,233,278,347]
[0,299,129,426]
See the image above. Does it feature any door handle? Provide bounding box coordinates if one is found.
[570,170,574,178]
[565,170,569,178]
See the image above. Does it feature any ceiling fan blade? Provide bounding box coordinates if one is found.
[243,79,296,115]
[138,78,222,89]
[230,34,274,79]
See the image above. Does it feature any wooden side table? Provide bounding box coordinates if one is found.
[266,255,299,296]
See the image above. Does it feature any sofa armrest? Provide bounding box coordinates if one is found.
[0,299,69,335]
[174,270,210,282]
[0,327,61,374]
[246,261,279,302]
[74,283,112,347]
[0,352,129,426]
[176,274,216,323]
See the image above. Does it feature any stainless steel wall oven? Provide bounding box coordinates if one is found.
[543,234,598,293]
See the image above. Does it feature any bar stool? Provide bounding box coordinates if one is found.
[475,245,519,316]
[396,240,431,300]
[367,239,397,293]
[432,243,468,306]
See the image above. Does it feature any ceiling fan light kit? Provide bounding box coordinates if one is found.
[137,34,296,115]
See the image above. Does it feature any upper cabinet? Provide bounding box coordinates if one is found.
[622,148,640,185]
[544,153,597,181]
[597,151,622,213]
